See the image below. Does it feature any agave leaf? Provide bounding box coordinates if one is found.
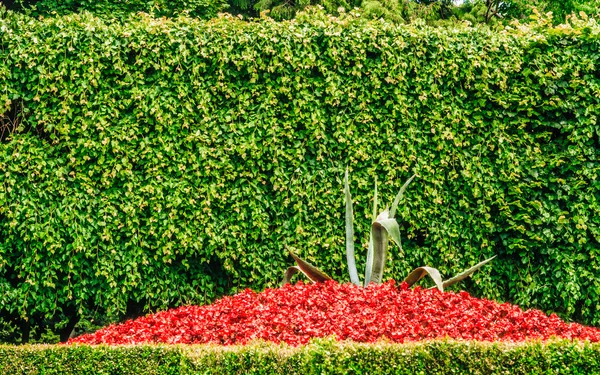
[281,266,301,286]
[289,251,332,283]
[369,219,389,285]
[376,207,389,222]
[344,168,360,286]
[368,210,405,285]
[372,177,378,222]
[377,218,402,253]
[365,205,388,286]
[364,235,374,286]
[389,174,416,219]
[442,255,496,289]
[404,266,444,292]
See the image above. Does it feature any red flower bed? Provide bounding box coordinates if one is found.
[69,281,600,345]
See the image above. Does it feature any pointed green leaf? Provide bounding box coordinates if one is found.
[344,168,360,286]
[364,235,374,286]
[372,177,378,222]
[281,266,301,286]
[289,251,332,283]
[369,219,389,285]
[389,174,416,219]
[366,211,403,286]
[404,266,444,292]
[442,256,496,289]
[377,218,402,253]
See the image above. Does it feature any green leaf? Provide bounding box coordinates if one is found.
[389,174,416,219]
[345,168,360,286]
[442,256,496,289]
[368,210,391,285]
[281,266,301,286]
[364,235,374,286]
[404,266,444,292]
[288,251,332,284]
[377,217,402,252]
[364,178,380,286]
[372,177,378,222]
[366,210,403,285]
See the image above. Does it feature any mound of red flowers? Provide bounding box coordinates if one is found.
[69,281,600,346]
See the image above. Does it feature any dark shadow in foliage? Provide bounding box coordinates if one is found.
[58,305,81,343]
[0,266,28,343]
[0,100,51,143]
[0,295,80,343]
[0,313,25,344]
[0,0,14,9]
[0,100,21,143]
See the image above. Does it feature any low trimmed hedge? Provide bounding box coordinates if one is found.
[0,344,182,375]
[2,339,600,374]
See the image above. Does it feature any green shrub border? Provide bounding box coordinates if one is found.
[2,339,600,374]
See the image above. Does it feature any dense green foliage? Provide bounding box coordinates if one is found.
[449,0,600,26]
[535,0,600,24]
[1,9,599,342]
[7,0,600,24]
[10,0,228,20]
[2,339,600,374]
[0,344,183,374]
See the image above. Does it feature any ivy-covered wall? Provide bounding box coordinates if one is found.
[0,9,599,342]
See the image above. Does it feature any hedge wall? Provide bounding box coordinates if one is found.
[2,339,600,374]
[11,0,228,21]
[0,344,183,374]
[0,9,599,341]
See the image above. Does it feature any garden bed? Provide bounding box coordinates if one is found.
[6,282,600,373]
[69,281,600,345]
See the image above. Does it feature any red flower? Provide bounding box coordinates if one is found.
[68,281,600,345]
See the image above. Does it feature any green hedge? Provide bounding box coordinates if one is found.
[2,339,600,374]
[0,344,183,374]
[0,9,599,341]
[12,0,228,20]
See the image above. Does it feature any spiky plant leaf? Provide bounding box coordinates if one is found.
[369,211,391,285]
[372,177,378,222]
[289,251,332,283]
[364,236,375,286]
[365,206,388,286]
[442,256,496,289]
[369,225,388,285]
[389,174,416,219]
[377,217,402,251]
[366,209,403,285]
[344,168,360,286]
[404,266,444,292]
[281,266,301,286]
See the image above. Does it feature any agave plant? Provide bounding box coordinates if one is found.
[282,168,495,291]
